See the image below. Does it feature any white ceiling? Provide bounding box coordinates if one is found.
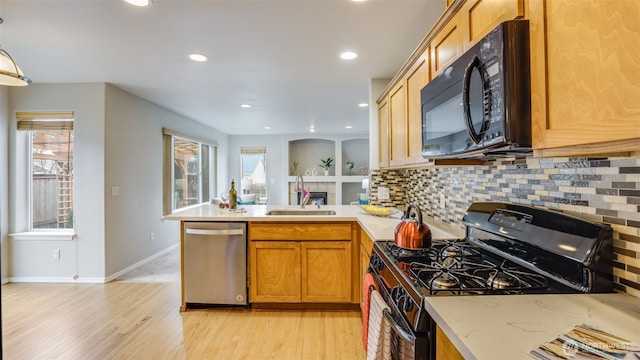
[0,0,444,135]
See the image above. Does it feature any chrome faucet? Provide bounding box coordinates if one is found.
[294,175,310,208]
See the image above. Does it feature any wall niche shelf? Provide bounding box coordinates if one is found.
[285,136,369,205]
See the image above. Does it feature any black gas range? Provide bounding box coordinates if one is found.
[367,202,613,360]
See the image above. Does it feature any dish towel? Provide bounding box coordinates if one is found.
[367,289,391,360]
[362,273,378,350]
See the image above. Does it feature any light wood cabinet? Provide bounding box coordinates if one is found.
[529,0,640,156]
[378,98,390,168]
[250,241,301,302]
[405,50,431,165]
[436,325,464,360]
[389,82,407,166]
[248,222,354,304]
[431,10,463,77]
[378,49,432,168]
[359,227,374,309]
[301,242,351,302]
[378,0,638,162]
[459,0,524,50]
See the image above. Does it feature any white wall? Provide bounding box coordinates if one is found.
[5,83,228,282]
[104,84,228,277]
[9,83,107,281]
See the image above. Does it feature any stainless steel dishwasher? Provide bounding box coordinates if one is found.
[183,221,247,305]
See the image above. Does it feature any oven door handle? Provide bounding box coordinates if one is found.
[382,309,416,345]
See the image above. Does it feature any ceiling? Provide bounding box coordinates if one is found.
[0,0,444,135]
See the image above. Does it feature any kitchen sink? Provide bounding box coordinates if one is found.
[265,209,336,216]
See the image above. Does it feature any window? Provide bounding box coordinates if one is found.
[240,147,267,204]
[16,112,74,230]
[163,129,217,214]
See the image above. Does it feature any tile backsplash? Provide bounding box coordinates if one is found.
[370,155,640,298]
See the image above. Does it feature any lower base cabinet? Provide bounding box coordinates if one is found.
[249,222,353,303]
[436,325,464,360]
[250,241,301,302]
[359,228,374,310]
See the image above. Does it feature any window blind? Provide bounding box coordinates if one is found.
[16,111,74,131]
[240,146,267,155]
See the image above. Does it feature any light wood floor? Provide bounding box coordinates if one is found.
[2,281,366,360]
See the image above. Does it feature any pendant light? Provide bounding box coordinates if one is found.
[0,18,31,86]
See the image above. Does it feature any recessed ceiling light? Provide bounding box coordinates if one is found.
[345,125,353,129]
[189,53,208,62]
[124,0,151,7]
[339,51,358,60]
[264,126,271,130]
[240,104,252,108]
[358,103,369,107]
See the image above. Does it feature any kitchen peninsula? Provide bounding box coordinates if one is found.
[164,204,640,359]
[164,204,459,310]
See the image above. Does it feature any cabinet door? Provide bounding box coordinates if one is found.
[405,50,431,165]
[436,325,464,360]
[460,0,524,50]
[431,11,463,76]
[529,0,640,155]
[359,228,374,307]
[389,82,407,167]
[249,242,301,303]
[378,99,390,168]
[301,242,351,303]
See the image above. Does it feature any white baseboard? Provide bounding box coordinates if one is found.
[6,243,180,285]
[8,276,106,284]
[104,243,179,283]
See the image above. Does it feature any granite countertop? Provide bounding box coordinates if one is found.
[425,293,640,360]
[163,204,464,241]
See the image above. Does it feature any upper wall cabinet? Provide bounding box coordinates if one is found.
[431,11,463,77]
[432,0,524,77]
[405,50,431,165]
[377,0,638,166]
[378,49,433,169]
[529,0,640,156]
[388,82,407,167]
[460,0,524,50]
[378,98,390,168]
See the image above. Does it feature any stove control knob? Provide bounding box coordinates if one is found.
[397,288,407,303]
[370,255,384,271]
[403,299,414,312]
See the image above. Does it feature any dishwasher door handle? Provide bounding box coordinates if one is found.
[185,228,244,236]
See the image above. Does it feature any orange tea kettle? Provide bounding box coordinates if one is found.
[394,204,432,249]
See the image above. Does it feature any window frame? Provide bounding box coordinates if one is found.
[163,128,217,215]
[16,111,75,233]
[240,146,267,204]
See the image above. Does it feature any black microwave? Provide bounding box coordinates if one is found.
[421,20,531,159]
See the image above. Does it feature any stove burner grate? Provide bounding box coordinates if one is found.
[409,258,549,295]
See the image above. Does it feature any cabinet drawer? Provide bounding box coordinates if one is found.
[249,223,352,241]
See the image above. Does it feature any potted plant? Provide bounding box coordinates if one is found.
[345,160,355,175]
[319,157,334,176]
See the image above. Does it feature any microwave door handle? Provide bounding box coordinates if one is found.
[463,56,483,144]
